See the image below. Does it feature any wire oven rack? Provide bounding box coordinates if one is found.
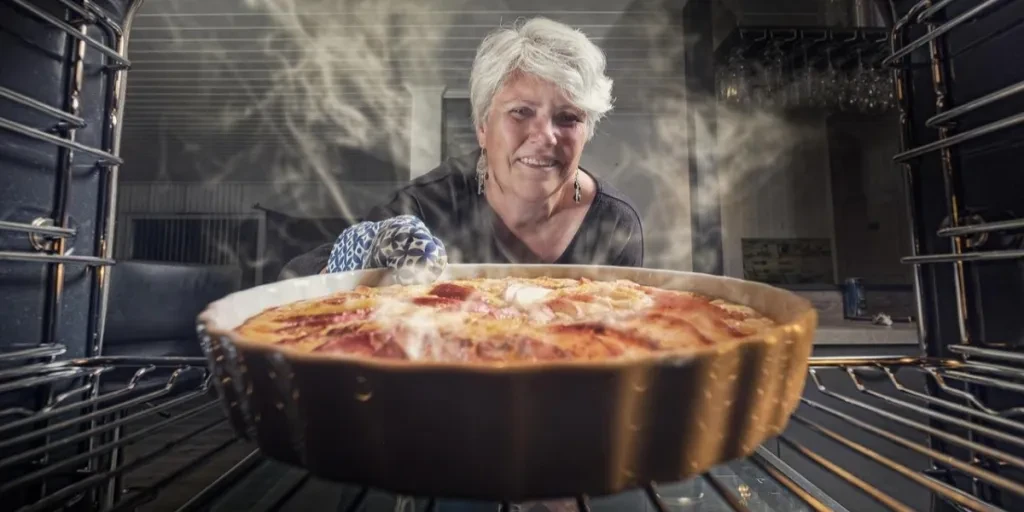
[0,350,234,512]
[1,0,1023,511]
[0,0,250,511]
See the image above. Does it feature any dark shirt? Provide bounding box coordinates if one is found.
[280,149,644,279]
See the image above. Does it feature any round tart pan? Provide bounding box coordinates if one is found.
[197,264,818,501]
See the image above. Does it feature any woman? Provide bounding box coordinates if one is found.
[281,17,644,281]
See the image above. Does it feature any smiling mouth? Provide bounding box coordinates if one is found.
[517,157,562,170]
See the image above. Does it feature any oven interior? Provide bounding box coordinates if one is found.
[1,0,1023,511]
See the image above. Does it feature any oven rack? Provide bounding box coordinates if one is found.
[3,352,1020,512]
[90,351,1015,512]
[2,1,1022,512]
[0,346,242,512]
[0,0,134,355]
[889,0,1024,268]
[880,0,1024,510]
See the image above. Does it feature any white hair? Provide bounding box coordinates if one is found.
[469,17,614,140]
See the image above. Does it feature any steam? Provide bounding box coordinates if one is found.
[132,0,459,274]
[595,10,812,272]
[130,1,813,279]
[136,0,456,221]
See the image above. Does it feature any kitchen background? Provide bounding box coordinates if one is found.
[113,0,914,319]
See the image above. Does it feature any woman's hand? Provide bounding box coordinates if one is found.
[326,215,447,284]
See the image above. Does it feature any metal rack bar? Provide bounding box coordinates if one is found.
[949,345,1024,363]
[0,360,86,382]
[0,356,205,376]
[0,369,91,394]
[892,368,1024,429]
[901,249,1024,264]
[0,87,86,128]
[642,483,671,512]
[0,117,123,165]
[56,0,122,33]
[882,0,1007,66]
[89,0,140,362]
[53,0,96,23]
[809,355,956,368]
[805,352,1024,508]
[890,7,933,355]
[7,0,130,68]
[943,370,1024,394]
[805,379,1024,469]
[811,382,1019,466]
[172,450,263,512]
[0,344,66,362]
[69,356,209,367]
[0,389,214,475]
[0,251,114,265]
[0,367,199,445]
[18,416,230,512]
[938,218,1024,237]
[828,370,1024,447]
[776,435,914,512]
[893,0,933,30]
[2,401,220,504]
[789,414,1003,511]
[0,220,76,238]
[893,111,1024,162]
[702,473,750,511]
[917,0,964,23]
[927,79,1024,127]
[0,367,108,425]
[108,436,241,512]
[947,361,1024,382]
[745,452,830,512]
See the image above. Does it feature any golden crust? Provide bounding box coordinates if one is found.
[233,277,777,362]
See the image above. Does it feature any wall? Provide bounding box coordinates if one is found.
[828,113,913,285]
[719,111,837,281]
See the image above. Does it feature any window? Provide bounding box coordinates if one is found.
[441,96,477,161]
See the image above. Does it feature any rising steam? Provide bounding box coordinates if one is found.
[133,0,811,277]
[595,9,812,273]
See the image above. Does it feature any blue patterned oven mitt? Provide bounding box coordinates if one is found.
[326,215,447,284]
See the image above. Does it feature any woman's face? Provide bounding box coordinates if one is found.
[477,72,588,203]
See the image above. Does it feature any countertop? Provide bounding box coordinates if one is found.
[814,318,919,345]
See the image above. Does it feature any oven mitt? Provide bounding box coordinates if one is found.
[326,215,447,284]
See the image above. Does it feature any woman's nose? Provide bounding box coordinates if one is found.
[526,117,557,146]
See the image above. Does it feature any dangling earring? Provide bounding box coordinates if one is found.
[476,149,488,195]
[573,170,582,203]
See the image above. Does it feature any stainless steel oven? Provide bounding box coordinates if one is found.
[1,0,1022,511]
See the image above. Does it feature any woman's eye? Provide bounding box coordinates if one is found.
[555,113,582,126]
[510,107,531,117]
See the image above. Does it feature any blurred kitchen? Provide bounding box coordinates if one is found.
[113,0,915,332]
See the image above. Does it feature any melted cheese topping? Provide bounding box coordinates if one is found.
[233,277,777,363]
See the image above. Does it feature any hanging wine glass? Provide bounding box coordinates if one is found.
[719,50,750,106]
[877,66,897,112]
[762,40,787,108]
[818,47,842,109]
[851,49,874,112]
